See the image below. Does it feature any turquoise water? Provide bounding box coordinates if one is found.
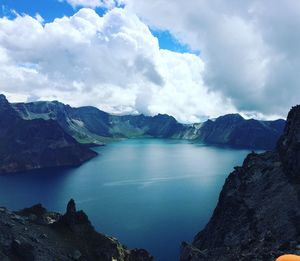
[0,139,251,260]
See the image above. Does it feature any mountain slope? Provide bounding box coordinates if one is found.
[13,101,111,145]
[193,114,285,149]
[180,106,300,260]
[13,99,285,149]
[109,113,185,138]
[0,95,97,174]
[14,101,186,140]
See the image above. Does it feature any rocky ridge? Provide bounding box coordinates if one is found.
[0,199,153,261]
[180,106,300,260]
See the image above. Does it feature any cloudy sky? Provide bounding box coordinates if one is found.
[0,0,299,123]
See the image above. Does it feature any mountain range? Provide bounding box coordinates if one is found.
[13,98,285,149]
[0,94,286,174]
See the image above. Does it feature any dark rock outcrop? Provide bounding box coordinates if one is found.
[180,105,300,260]
[0,95,97,174]
[277,105,300,181]
[0,199,153,261]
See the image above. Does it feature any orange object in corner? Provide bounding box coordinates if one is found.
[276,255,300,261]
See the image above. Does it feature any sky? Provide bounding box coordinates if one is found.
[0,0,298,123]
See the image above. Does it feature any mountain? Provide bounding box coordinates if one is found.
[13,100,285,149]
[0,95,97,174]
[0,199,153,260]
[180,106,300,260]
[13,101,112,145]
[13,101,185,141]
[109,113,185,138]
[191,114,286,149]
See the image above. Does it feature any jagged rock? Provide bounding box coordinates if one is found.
[0,199,153,261]
[18,203,59,225]
[56,199,92,236]
[67,199,76,214]
[180,105,300,260]
[19,203,47,217]
[277,105,300,181]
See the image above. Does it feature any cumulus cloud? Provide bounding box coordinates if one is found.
[123,0,300,118]
[0,7,235,123]
[60,0,117,9]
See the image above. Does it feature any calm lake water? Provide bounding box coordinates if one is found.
[0,139,252,261]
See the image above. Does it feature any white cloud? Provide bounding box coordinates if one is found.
[0,8,235,123]
[122,0,300,118]
[35,13,44,23]
[61,0,117,9]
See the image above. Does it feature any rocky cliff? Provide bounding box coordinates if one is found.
[0,199,153,261]
[0,95,97,174]
[180,106,300,260]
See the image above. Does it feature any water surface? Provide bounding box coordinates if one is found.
[0,139,252,261]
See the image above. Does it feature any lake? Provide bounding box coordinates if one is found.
[0,139,252,261]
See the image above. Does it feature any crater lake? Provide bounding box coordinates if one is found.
[0,139,253,261]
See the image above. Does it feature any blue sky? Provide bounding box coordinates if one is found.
[1,0,75,21]
[0,0,193,54]
[151,30,199,55]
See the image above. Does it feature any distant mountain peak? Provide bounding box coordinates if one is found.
[154,113,177,121]
[216,113,244,121]
[0,94,19,120]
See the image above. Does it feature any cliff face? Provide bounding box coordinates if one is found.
[0,199,153,261]
[277,105,300,181]
[0,95,97,174]
[180,106,300,261]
